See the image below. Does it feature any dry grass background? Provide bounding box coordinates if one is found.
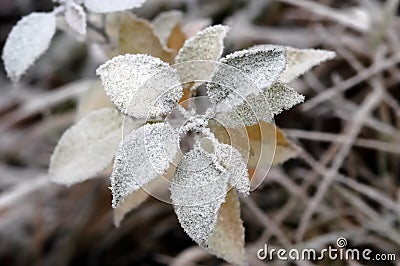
[0,0,400,265]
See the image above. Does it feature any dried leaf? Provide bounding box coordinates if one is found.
[118,14,175,64]
[175,25,229,85]
[152,10,183,48]
[215,82,304,127]
[208,190,246,266]
[65,1,87,36]
[96,54,183,119]
[211,121,300,180]
[76,80,114,120]
[246,122,301,168]
[2,12,56,82]
[49,108,128,186]
[208,47,287,112]
[84,0,146,13]
[167,24,187,51]
[111,122,180,207]
[252,45,336,83]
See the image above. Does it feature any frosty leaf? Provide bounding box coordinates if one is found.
[2,12,56,82]
[171,140,248,247]
[252,45,336,83]
[118,14,175,64]
[49,108,130,186]
[84,0,146,13]
[96,54,183,119]
[76,80,114,120]
[215,143,250,195]
[207,47,287,110]
[175,25,229,85]
[111,123,180,208]
[170,144,230,247]
[264,82,305,116]
[208,190,246,266]
[65,1,87,36]
[176,25,228,63]
[152,10,183,48]
[214,82,304,128]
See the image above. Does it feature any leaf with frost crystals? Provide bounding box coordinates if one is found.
[251,45,336,83]
[84,0,146,13]
[215,82,304,128]
[170,144,230,247]
[118,14,175,64]
[111,122,180,208]
[49,108,133,186]
[207,47,287,112]
[2,12,56,82]
[65,1,87,36]
[96,54,183,119]
[152,10,183,48]
[208,190,246,266]
[171,140,248,247]
[214,143,250,195]
[175,25,229,85]
[113,161,179,226]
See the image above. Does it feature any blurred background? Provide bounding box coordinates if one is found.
[0,0,400,265]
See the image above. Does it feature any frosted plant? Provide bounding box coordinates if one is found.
[1,0,147,83]
[48,24,335,265]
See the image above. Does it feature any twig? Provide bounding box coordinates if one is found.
[296,83,384,241]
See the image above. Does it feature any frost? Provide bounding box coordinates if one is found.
[84,0,146,13]
[111,122,180,208]
[152,10,183,48]
[175,25,229,85]
[2,12,56,83]
[170,144,230,247]
[96,54,183,119]
[207,47,287,111]
[208,190,246,266]
[176,25,229,63]
[215,82,304,128]
[170,140,248,247]
[264,82,305,116]
[214,143,249,195]
[252,45,336,82]
[49,108,129,186]
[65,1,87,36]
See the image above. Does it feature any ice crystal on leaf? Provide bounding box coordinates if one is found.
[111,123,180,207]
[2,12,56,82]
[96,54,183,118]
[170,141,248,247]
[208,47,287,112]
